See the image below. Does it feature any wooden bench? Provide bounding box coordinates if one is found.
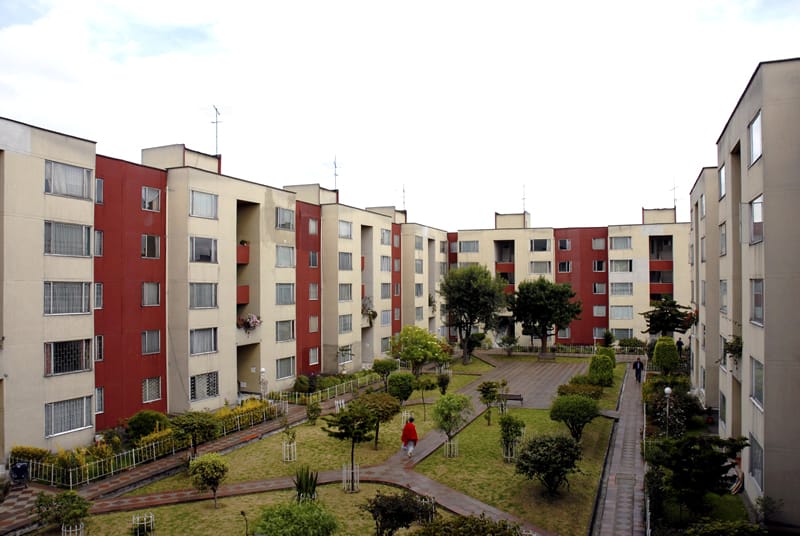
[497,393,524,405]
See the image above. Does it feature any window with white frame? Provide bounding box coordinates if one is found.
[593,305,606,317]
[94,335,104,361]
[557,261,571,273]
[610,236,631,249]
[592,260,605,272]
[309,283,319,301]
[44,339,92,376]
[719,223,727,256]
[276,283,295,305]
[593,282,606,294]
[440,240,447,253]
[338,220,352,238]
[530,239,550,252]
[381,283,391,299]
[190,237,218,263]
[276,245,295,267]
[611,328,633,340]
[95,387,104,413]
[44,282,91,314]
[459,240,479,253]
[718,165,726,199]
[415,259,423,274]
[557,327,570,338]
[141,186,161,211]
[309,315,319,333]
[394,234,400,247]
[190,283,218,308]
[592,238,605,250]
[381,310,391,325]
[190,327,218,355]
[338,283,352,301]
[338,314,352,333]
[94,283,103,309]
[380,256,391,271]
[44,396,92,437]
[593,327,606,339]
[276,320,295,341]
[749,110,762,165]
[380,228,391,245]
[530,261,551,274]
[700,193,706,218]
[142,377,161,403]
[44,221,91,257]
[749,433,763,489]
[142,282,160,306]
[45,160,91,199]
[751,356,764,407]
[610,259,633,272]
[610,282,633,295]
[381,337,391,353]
[190,371,219,401]
[276,356,296,380]
[700,236,706,262]
[95,178,104,204]
[415,235,423,250]
[750,194,763,244]
[338,252,352,270]
[338,345,353,364]
[394,308,400,320]
[415,306,423,321]
[751,279,764,324]
[309,347,319,365]
[309,218,318,235]
[610,305,634,320]
[275,207,295,230]
[190,190,218,219]
[142,330,160,355]
[558,239,571,251]
[701,280,706,305]
[394,283,401,296]
[142,234,160,259]
[94,230,103,256]
[309,251,319,267]
[415,283,423,297]
[720,280,728,313]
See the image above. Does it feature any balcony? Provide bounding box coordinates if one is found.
[237,244,250,264]
[649,259,672,272]
[649,282,673,295]
[236,324,261,346]
[495,261,515,274]
[237,285,250,305]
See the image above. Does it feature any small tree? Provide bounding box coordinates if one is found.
[515,435,582,496]
[415,376,438,421]
[499,334,518,356]
[549,394,599,443]
[641,296,692,336]
[387,372,415,405]
[477,381,499,425]
[253,501,339,536]
[602,329,614,347]
[361,490,432,536]
[390,325,448,377]
[322,400,377,492]
[359,392,401,449]
[171,411,219,457]
[188,452,229,509]
[34,490,90,529]
[372,359,400,391]
[306,400,321,425]
[652,336,680,376]
[431,393,473,442]
[436,373,450,395]
[499,413,525,452]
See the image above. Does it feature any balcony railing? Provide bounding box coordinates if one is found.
[237,244,250,264]
[237,285,250,305]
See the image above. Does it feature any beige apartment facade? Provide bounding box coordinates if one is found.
[399,223,449,336]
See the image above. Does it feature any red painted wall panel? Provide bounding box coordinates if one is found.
[295,201,322,377]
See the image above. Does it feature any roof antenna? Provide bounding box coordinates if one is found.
[522,184,526,213]
[212,105,221,155]
[333,156,338,189]
[402,184,406,210]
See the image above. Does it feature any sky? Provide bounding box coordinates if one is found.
[1,0,798,231]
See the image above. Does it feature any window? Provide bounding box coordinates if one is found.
[142,377,161,403]
[751,279,764,324]
[142,282,160,306]
[719,392,726,425]
[720,280,728,313]
[593,282,606,294]
[415,283,424,297]
[309,251,319,268]
[381,310,391,325]
[719,223,727,256]
[190,371,219,401]
[557,261,572,273]
[276,320,295,341]
[94,283,103,309]
[749,434,763,489]
[415,306,423,321]
[415,236,423,250]
[381,337,391,353]
[276,283,295,305]
[720,336,728,369]
[750,194,763,244]
[309,315,319,333]
[701,280,706,305]
[700,237,706,262]
[718,165,726,199]
[276,356,296,380]
[45,160,91,199]
[309,347,319,365]
[610,236,631,250]
[394,308,401,320]
[557,327,571,338]
[44,339,92,375]
[380,256,391,272]
[141,186,161,211]
[142,235,160,259]
[44,396,92,437]
[44,221,91,256]
[381,283,391,299]
[338,345,353,364]
[592,238,605,250]
[700,194,706,218]
[309,218,318,235]
[751,356,764,407]
[95,387,104,414]
[309,283,319,301]
[611,328,633,340]
[394,234,401,248]
[338,283,352,301]
[95,178,104,204]
[190,190,218,219]
[440,240,447,253]
[593,327,606,339]
[380,229,391,245]
[276,245,295,267]
[142,330,161,355]
[610,306,634,320]
[94,335,104,361]
[190,283,218,309]
[593,305,606,317]
[275,207,294,230]
[338,252,352,270]
[190,237,218,263]
[394,259,401,272]
[415,259,423,274]
[394,283,401,296]
[458,240,479,253]
[610,282,633,295]
[749,110,762,165]
[592,260,605,272]
[530,261,551,274]
[94,230,103,256]
[44,282,91,314]
[531,239,550,252]
[338,314,352,333]
[558,239,571,251]
[338,220,352,239]
[610,259,633,272]
[190,327,217,355]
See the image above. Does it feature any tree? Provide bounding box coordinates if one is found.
[515,435,582,496]
[34,490,91,529]
[499,413,525,452]
[431,393,473,442]
[171,411,219,457]
[641,296,692,336]
[499,334,518,356]
[438,265,506,364]
[372,358,399,391]
[652,337,680,376]
[436,373,450,395]
[253,501,339,536]
[508,278,582,355]
[388,372,416,405]
[362,490,433,536]
[550,394,599,442]
[477,381,499,426]
[415,375,438,421]
[360,392,401,449]
[323,400,377,492]
[188,452,229,508]
[412,513,521,535]
[390,325,448,377]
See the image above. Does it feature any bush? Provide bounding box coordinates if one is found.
[126,410,171,442]
[557,383,603,399]
[684,519,767,536]
[569,374,593,385]
[388,372,416,404]
[499,413,525,451]
[618,337,647,349]
[550,394,599,442]
[413,513,521,535]
[294,375,310,393]
[515,435,582,496]
[361,490,433,536]
[34,490,90,528]
[306,401,321,425]
[596,346,616,366]
[588,354,614,386]
[10,446,52,463]
[652,337,680,375]
[436,373,450,395]
[253,501,339,536]
[293,465,318,502]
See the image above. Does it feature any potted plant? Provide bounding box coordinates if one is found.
[237,313,262,333]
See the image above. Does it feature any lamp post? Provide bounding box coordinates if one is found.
[259,367,267,401]
[664,386,672,438]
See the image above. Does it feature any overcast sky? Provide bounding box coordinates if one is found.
[1,0,797,231]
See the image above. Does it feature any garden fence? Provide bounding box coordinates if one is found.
[275,373,381,406]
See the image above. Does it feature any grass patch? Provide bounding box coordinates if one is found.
[448,357,495,374]
[414,408,613,536]
[406,373,478,403]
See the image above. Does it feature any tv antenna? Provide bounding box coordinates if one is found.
[333,156,339,189]
[211,105,221,155]
[522,184,526,213]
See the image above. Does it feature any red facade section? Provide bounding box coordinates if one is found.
[391,224,402,335]
[554,227,608,345]
[295,201,322,376]
[94,155,167,430]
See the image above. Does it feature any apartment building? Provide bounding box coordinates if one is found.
[690,58,800,528]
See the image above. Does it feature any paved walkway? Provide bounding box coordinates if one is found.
[0,354,646,536]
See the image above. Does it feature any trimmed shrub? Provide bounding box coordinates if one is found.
[652,336,680,375]
[588,354,614,386]
[596,346,616,366]
[515,434,582,496]
[618,337,646,349]
[557,383,603,399]
[10,446,52,463]
[126,410,171,442]
[294,375,311,393]
[568,373,593,385]
[550,394,599,442]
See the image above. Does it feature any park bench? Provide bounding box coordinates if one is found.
[497,393,523,405]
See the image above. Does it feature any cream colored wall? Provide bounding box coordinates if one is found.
[607,225,648,338]
[284,184,338,205]
[358,211,394,365]
[494,212,530,229]
[400,223,447,335]
[642,208,676,224]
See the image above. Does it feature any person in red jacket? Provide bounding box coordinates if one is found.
[401,416,418,458]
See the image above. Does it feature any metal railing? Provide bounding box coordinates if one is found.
[276,373,381,405]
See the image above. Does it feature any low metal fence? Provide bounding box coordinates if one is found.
[276,373,381,406]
